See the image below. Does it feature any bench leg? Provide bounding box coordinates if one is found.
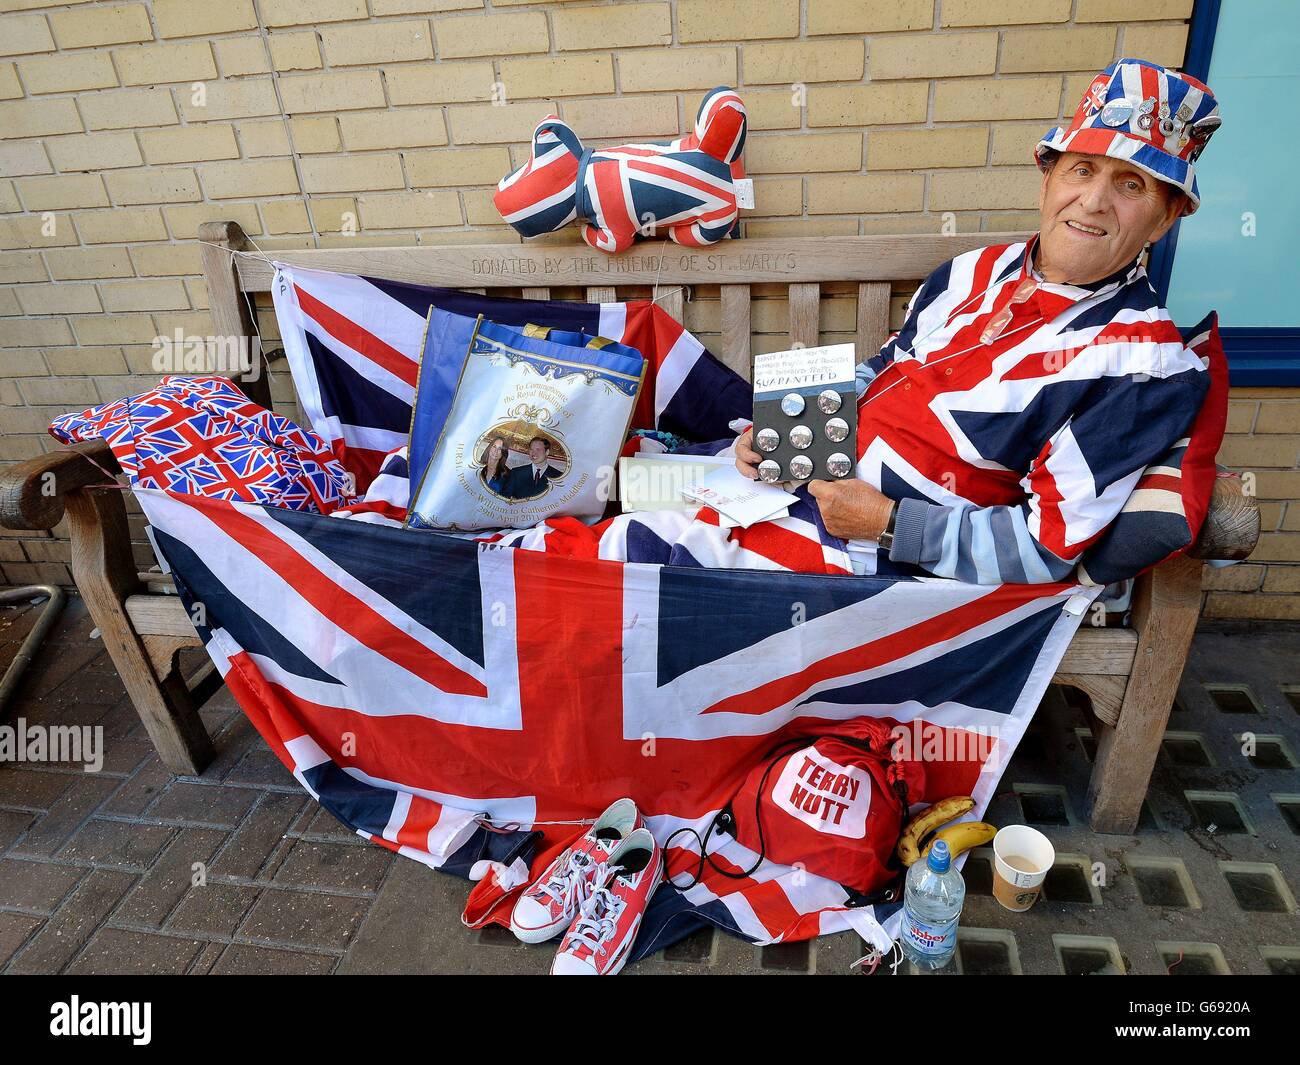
[66,488,214,775]
[1086,554,1203,833]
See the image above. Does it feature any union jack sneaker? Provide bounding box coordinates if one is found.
[510,798,642,944]
[551,827,663,976]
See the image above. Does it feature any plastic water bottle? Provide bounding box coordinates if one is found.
[899,838,965,970]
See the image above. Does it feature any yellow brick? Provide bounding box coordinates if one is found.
[129,243,203,276]
[0,142,52,178]
[0,178,15,211]
[808,173,925,214]
[807,0,932,35]
[437,12,548,58]
[934,76,1061,121]
[298,154,404,194]
[45,246,134,280]
[746,132,860,173]
[1224,401,1257,434]
[19,51,117,93]
[743,218,857,238]
[79,89,178,131]
[214,37,269,77]
[278,71,385,113]
[153,0,257,38]
[0,214,80,250]
[744,90,804,131]
[930,168,1039,210]
[553,4,671,51]
[179,79,279,122]
[1122,24,1189,67]
[756,43,868,89]
[321,20,433,66]
[446,100,560,144]
[99,279,190,313]
[0,98,81,139]
[746,177,801,218]
[262,200,311,234]
[338,108,449,150]
[359,190,461,229]
[871,32,996,80]
[238,119,291,157]
[289,116,341,154]
[114,41,217,85]
[71,313,159,345]
[1256,402,1300,434]
[73,207,167,244]
[165,202,262,238]
[45,132,143,172]
[0,63,21,100]
[385,61,495,104]
[1262,566,1300,593]
[1000,27,1116,74]
[1218,435,1300,468]
[619,48,736,92]
[262,0,367,27]
[373,0,480,11]
[678,0,797,43]
[462,188,501,227]
[139,125,240,165]
[104,168,201,205]
[0,317,73,346]
[559,96,678,139]
[1244,469,1300,498]
[807,82,929,127]
[16,174,108,210]
[200,158,300,198]
[990,123,1044,166]
[869,127,989,169]
[44,345,130,376]
[268,31,321,71]
[1076,0,1192,20]
[942,0,1068,25]
[405,146,511,187]
[0,14,55,58]
[498,55,614,99]
[0,250,46,283]
[309,197,357,232]
[49,3,151,48]
[1201,562,1265,592]
[16,283,102,315]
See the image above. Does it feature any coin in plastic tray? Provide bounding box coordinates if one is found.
[755,427,780,452]
[780,393,805,416]
[789,454,813,480]
[826,452,853,478]
[817,389,843,414]
[757,459,782,483]
[789,424,813,449]
[825,416,849,442]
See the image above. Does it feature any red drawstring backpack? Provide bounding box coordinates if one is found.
[681,718,925,903]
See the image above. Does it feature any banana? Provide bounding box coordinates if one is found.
[920,820,997,862]
[896,796,976,867]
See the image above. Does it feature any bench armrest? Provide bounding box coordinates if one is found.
[0,439,120,531]
[1187,467,1260,561]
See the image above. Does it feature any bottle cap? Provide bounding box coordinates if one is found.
[927,838,951,873]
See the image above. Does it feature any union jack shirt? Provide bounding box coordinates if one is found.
[852,237,1209,585]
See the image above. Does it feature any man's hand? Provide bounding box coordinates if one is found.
[734,427,762,479]
[807,478,895,542]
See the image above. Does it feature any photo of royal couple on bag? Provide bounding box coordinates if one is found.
[478,431,570,502]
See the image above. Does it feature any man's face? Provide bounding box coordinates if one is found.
[529,440,548,464]
[1038,152,1183,285]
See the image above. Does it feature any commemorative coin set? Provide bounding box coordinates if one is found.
[751,343,857,484]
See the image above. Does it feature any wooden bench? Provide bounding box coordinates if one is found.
[0,220,1259,834]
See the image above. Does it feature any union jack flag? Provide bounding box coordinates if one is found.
[136,485,1094,957]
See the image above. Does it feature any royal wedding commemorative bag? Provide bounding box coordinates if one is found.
[407,309,647,531]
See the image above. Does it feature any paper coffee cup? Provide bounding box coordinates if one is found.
[992,825,1054,912]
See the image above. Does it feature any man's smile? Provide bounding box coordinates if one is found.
[1064,220,1107,236]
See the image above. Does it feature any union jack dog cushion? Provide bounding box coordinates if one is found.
[494,86,747,254]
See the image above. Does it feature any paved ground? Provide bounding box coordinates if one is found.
[0,593,1297,975]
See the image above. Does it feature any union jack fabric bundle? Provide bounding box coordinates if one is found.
[493,86,747,253]
[134,484,1096,956]
[48,375,353,514]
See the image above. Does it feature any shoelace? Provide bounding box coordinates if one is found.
[564,865,626,958]
[535,850,601,916]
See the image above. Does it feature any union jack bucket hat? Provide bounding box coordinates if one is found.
[1035,58,1221,215]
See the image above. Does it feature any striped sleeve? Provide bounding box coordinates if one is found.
[888,365,1209,584]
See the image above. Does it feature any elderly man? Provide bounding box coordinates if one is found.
[736,58,1222,584]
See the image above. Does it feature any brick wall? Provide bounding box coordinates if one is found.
[1,0,1295,617]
